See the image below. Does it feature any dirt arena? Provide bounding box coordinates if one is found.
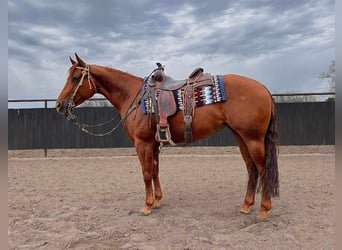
[8,146,335,249]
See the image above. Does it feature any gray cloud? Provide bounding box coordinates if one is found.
[8,0,334,101]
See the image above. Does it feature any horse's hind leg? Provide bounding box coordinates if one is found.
[233,132,259,214]
[245,139,272,219]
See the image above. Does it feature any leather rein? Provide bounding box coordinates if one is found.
[66,64,143,137]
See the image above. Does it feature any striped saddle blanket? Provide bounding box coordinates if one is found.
[141,75,227,114]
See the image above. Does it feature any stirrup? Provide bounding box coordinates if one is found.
[155,124,176,145]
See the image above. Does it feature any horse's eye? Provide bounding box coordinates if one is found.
[72,76,81,83]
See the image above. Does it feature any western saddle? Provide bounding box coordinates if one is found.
[145,63,214,145]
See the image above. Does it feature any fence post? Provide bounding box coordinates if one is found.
[44,100,47,158]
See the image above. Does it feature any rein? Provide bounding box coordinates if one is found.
[72,114,123,137]
[70,90,144,137]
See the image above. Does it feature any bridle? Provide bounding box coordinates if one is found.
[71,64,97,100]
[65,64,144,136]
[66,64,97,120]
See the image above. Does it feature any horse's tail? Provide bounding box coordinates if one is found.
[260,98,279,197]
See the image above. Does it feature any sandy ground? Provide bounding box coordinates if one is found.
[8,146,335,249]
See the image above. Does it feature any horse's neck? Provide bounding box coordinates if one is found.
[91,65,142,114]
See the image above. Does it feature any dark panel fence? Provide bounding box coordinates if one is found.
[8,101,335,150]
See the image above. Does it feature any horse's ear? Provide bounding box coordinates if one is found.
[75,52,86,67]
[69,56,76,65]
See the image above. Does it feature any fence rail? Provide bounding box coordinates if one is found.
[8,92,336,108]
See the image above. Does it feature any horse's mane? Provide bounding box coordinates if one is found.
[97,64,142,82]
[66,62,143,90]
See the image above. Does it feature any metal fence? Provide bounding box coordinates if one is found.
[7,92,335,109]
[8,93,335,153]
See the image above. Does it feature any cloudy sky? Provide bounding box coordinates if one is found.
[8,0,334,105]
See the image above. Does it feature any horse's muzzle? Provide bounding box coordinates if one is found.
[55,100,63,114]
[55,100,75,120]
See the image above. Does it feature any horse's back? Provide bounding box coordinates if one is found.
[223,74,271,98]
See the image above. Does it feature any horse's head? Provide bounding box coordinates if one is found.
[55,53,97,119]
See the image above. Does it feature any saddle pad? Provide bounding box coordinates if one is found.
[141,75,226,114]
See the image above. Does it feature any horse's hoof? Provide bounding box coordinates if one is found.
[152,200,161,209]
[239,207,251,214]
[139,206,152,216]
[139,210,151,216]
[256,211,268,221]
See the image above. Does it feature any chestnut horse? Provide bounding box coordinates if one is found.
[56,53,279,219]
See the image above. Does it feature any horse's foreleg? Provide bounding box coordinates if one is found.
[135,141,155,216]
[151,144,163,208]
